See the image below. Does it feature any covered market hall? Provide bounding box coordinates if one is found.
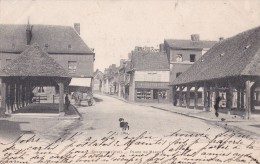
[171,26,260,119]
[0,43,71,116]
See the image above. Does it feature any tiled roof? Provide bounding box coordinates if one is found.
[0,43,70,77]
[164,39,217,50]
[131,51,169,71]
[0,24,93,54]
[172,26,260,85]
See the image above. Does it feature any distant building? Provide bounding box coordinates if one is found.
[128,51,170,103]
[93,69,103,93]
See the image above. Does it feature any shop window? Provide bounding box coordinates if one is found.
[159,90,167,99]
[68,61,77,74]
[190,54,196,62]
[136,89,151,99]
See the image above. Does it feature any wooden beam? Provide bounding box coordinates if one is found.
[1,79,6,116]
[194,85,199,109]
[203,82,208,111]
[186,86,191,109]
[237,88,241,110]
[226,80,233,115]
[245,80,254,119]
[58,82,64,113]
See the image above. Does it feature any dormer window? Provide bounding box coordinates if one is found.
[220,53,225,57]
[68,44,72,49]
[12,43,15,49]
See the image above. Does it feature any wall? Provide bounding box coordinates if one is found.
[0,52,94,78]
[135,71,170,82]
[50,54,94,77]
[169,49,203,63]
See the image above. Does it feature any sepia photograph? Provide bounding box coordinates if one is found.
[0,0,260,163]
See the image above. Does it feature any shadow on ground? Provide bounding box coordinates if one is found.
[93,97,103,102]
[0,120,33,141]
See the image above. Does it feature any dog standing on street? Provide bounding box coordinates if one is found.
[119,118,130,134]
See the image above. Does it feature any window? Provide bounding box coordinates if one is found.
[68,44,72,49]
[68,61,77,74]
[190,54,196,62]
[136,89,151,99]
[158,90,167,99]
[176,54,183,62]
[176,72,182,78]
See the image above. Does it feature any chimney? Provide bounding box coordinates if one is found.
[26,20,32,45]
[74,23,80,35]
[219,37,224,41]
[159,43,165,52]
[191,34,200,41]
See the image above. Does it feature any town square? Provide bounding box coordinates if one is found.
[0,0,259,163]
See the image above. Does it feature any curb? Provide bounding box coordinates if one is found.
[105,94,258,123]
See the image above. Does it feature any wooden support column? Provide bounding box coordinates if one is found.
[241,88,245,109]
[208,87,212,111]
[245,80,254,119]
[203,82,208,111]
[58,82,64,113]
[172,86,177,106]
[1,78,6,116]
[226,80,233,115]
[194,85,199,109]
[237,88,241,110]
[179,86,184,107]
[186,86,191,109]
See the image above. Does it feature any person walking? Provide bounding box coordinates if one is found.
[214,96,222,117]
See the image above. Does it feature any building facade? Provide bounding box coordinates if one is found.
[128,51,170,103]
[164,34,217,104]
[0,23,95,98]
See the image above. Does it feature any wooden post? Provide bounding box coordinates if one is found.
[172,86,177,106]
[186,86,191,109]
[179,86,184,107]
[58,82,64,113]
[203,82,208,111]
[237,88,241,110]
[194,85,199,109]
[226,80,233,115]
[1,78,6,116]
[241,88,245,109]
[208,87,212,111]
[245,80,254,119]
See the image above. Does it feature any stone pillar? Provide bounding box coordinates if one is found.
[186,86,191,109]
[1,78,6,116]
[58,82,64,113]
[194,85,199,109]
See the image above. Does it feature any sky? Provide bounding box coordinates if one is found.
[0,0,259,71]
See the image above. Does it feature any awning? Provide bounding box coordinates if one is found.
[69,78,92,87]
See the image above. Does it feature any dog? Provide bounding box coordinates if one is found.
[119,118,130,134]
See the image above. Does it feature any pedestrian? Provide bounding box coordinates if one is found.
[214,96,221,117]
[65,93,70,111]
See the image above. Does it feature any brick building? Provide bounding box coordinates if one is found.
[0,22,95,99]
